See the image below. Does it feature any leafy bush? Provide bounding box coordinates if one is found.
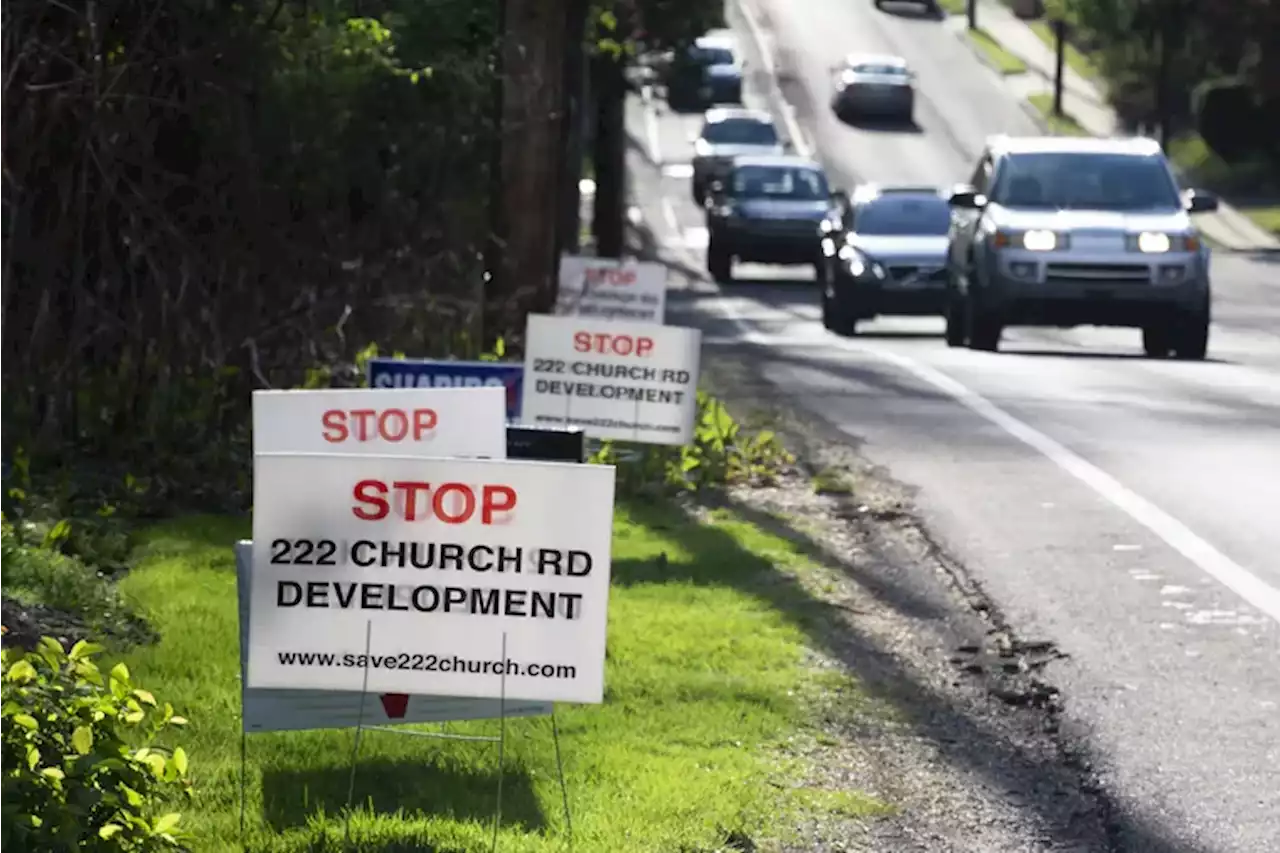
[1,638,192,852]
[591,391,794,496]
[1,519,136,638]
[1192,77,1265,161]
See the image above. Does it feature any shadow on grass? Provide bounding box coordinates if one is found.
[611,497,1210,852]
[262,755,544,834]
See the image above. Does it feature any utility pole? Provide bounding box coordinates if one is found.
[1052,18,1066,117]
[967,0,977,30]
[591,48,627,258]
[557,0,590,257]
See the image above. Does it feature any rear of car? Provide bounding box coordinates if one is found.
[831,56,915,122]
[666,34,743,109]
[706,157,833,282]
[691,110,784,203]
[819,187,952,334]
[946,137,1217,357]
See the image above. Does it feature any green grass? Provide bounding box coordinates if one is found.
[1027,19,1100,81]
[937,0,968,13]
[811,467,856,497]
[1027,92,1087,136]
[116,505,885,851]
[967,29,1028,75]
[1239,206,1280,236]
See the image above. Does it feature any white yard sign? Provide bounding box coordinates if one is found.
[246,453,616,704]
[234,543,550,732]
[556,255,667,323]
[252,387,506,456]
[519,313,700,446]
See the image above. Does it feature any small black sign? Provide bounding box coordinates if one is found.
[506,425,586,463]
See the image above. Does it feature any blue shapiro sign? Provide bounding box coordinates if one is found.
[366,358,525,421]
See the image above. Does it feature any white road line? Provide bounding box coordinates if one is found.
[661,197,680,235]
[733,0,811,157]
[644,100,663,165]
[713,297,1280,626]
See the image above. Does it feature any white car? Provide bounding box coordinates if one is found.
[691,107,786,204]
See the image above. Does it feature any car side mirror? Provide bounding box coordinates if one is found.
[1184,188,1219,214]
[949,187,987,209]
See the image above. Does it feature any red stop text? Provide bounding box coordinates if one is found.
[584,267,637,286]
[322,409,438,443]
[573,331,654,357]
[352,480,517,524]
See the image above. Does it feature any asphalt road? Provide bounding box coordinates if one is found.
[626,0,1280,850]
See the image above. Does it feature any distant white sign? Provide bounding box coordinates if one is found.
[234,543,552,732]
[252,387,506,456]
[556,255,667,323]
[246,453,616,704]
[519,314,700,446]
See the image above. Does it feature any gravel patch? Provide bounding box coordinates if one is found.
[699,349,1111,852]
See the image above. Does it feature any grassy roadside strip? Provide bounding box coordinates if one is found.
[1025,19,1099,81]
[116,504,886,851]
[966,28,1028,75]
[1026,93,1087,136]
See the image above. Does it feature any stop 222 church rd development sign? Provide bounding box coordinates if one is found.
[248,449,617,704]
[520,314,701,446]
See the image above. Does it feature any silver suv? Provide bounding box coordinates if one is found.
[945,136,1220,359]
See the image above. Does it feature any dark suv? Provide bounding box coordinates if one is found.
[705,155,835,282]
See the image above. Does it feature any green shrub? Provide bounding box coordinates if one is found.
[591,391,794,496]
[1,519,133,631]
[1,638,192,852]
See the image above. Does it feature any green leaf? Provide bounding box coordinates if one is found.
[43,518,72,547]
[172,747,189,775]
[69,640,103,661]
[120,784,143,807]
[153,813,181,834]
[72,725,93,755]
[169,715,189,726]
[40,766,65,781]
[133,688,157,706]
[99,824,123,839]
[26,744,40,770]
[12,713,38,730]
[6,659,37,683]
[109,662,131,684]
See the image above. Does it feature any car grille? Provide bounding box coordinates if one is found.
[887,265,947,283]
[1045,262,1151,284]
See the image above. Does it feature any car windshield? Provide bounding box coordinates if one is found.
[702,119,779,146]
[732,165,828,199]
[990,151,1182,211]
[691,46,735,65]
[854,195,951,235]
[852,63,908,76]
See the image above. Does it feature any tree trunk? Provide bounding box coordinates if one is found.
[495,0,571,332]
[591,51,627,259]
[557,0,590,258]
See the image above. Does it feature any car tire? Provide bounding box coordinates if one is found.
[965,293,1002,352]
[822,287,858,336]
[945,294,967,347]
[693,180,706,206]
[707,236,733,283]
[1141,325,1172,358]
[1170,300,1210,361]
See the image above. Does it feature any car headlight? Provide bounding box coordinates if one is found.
[837,245,885,279]
[994,230,1068,251]
[1128,232,1199,253]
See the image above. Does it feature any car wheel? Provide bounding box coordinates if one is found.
[1170,300,1210,361]
[1141,324,1172,358]
[823,287,858,336]
[945,294,967,347]
[873,0,884,8]
[707,236,732,283]
[966,293,1002,352]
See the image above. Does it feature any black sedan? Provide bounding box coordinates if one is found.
[818,185,953,335]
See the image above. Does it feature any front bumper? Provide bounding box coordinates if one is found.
[979,250,1208,326]
[836,85,913,115]
[715,221,823,264]
[834,265,949,317]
